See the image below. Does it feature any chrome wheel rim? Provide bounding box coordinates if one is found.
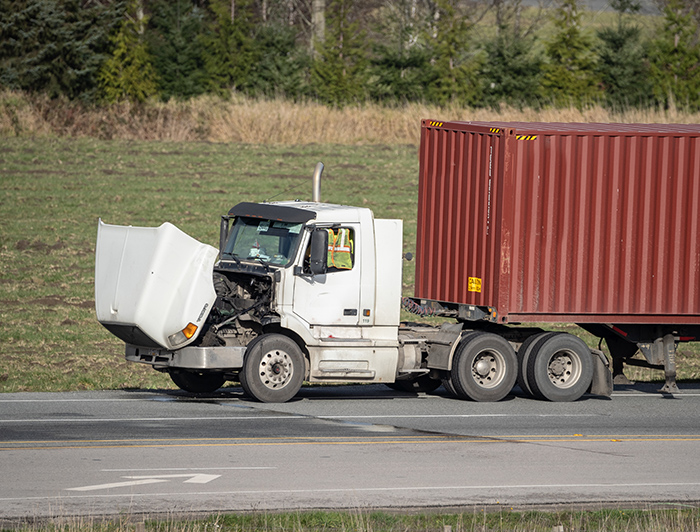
[546,349,582,389]
[471,350,507,389]
[259,349,293,390]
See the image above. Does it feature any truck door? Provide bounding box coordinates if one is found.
[293,226,361,327]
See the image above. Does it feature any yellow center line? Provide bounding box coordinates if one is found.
[2,434,700,451]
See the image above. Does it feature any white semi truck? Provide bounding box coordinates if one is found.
[96,160,612,403]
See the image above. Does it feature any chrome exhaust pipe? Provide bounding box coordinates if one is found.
[312,162,324,202]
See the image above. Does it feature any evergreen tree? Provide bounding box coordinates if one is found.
[202,0,257,96]
[146,0,210,100]
[649,0,700,109]
[311,0,369,106]
[539,0,600,106]
[596,0,650,109]
[480,0,542,109]
[247,23,311,99]
[369,0,433,102]
[0,0,124,101]
[424,0,482,106]
[98,0,159,103]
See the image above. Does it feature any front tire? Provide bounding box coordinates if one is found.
[239,334,305,403]
[169,371,226,393]
[526,333,594,402]
[450,332,517,402]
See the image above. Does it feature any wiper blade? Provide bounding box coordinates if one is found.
[222,252,242,265]
[253,256,272,272]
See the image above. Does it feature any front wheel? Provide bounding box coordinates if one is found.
[450,332,517,402]
[239,334,305,403]
[169,371,226,393]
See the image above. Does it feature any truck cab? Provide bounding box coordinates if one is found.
[96,198,408,402]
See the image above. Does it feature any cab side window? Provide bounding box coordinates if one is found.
[326,228,354,272]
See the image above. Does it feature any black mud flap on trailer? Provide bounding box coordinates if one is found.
[589,349,613,397]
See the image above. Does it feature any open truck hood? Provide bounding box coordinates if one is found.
[95,220,218,350]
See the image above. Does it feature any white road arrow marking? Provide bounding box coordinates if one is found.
[124,474,221,484]
[66,474,221,492]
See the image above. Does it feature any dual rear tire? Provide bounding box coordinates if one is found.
[442,331,594,402]
[446,332,518,402]
[518,332,593,402]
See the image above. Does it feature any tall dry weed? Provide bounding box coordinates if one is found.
[2,90,700,145]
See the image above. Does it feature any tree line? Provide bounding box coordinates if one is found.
[2,0,700,110]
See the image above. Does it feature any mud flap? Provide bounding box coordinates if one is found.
[589,349,613,397]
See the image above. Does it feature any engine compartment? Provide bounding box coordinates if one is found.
[196,270,275,348]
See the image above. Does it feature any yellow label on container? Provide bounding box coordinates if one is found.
[468,277,482,293]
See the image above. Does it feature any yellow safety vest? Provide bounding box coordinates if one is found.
[327,228,353,270]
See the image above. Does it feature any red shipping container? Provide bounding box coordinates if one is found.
[415,120,700,325]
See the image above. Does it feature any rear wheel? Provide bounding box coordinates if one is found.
[450,332,517,402]
[516,332,557,398]
[526,333,594,402]
[169,371,226,393]
[239,334,305,403]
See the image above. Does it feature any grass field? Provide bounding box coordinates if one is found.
[0,137,422,392]
[1,134,699,393]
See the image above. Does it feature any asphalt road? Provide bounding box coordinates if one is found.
[2,383,700,523]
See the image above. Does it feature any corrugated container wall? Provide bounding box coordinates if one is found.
[415,120,700,324]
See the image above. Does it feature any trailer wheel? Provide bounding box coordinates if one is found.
[526,333,593,402]
[450,332,517,402]
[239,334,304,403]
[169,371,226,394]
[516,332,558,397]
[386,375,442,393]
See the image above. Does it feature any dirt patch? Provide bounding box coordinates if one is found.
[15,239,66,252]
[268,174,307,180]
[23,295,95,309]
[337,163,367,169]
[29,295,66,307]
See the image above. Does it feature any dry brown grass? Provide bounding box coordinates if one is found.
[3,90,700,145]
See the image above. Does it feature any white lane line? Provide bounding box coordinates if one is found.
[1,391,700,403]
[0,416,295,423]
[0,414,610,424]
[102,467,274,472]
[4,481,700,502]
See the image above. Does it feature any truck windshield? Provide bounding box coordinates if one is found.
[222,217,303,267]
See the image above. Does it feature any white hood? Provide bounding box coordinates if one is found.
[95,220,218,350]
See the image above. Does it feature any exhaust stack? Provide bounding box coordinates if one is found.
[312,162,324,202]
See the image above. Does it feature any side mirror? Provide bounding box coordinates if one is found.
[309,229,328,275]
